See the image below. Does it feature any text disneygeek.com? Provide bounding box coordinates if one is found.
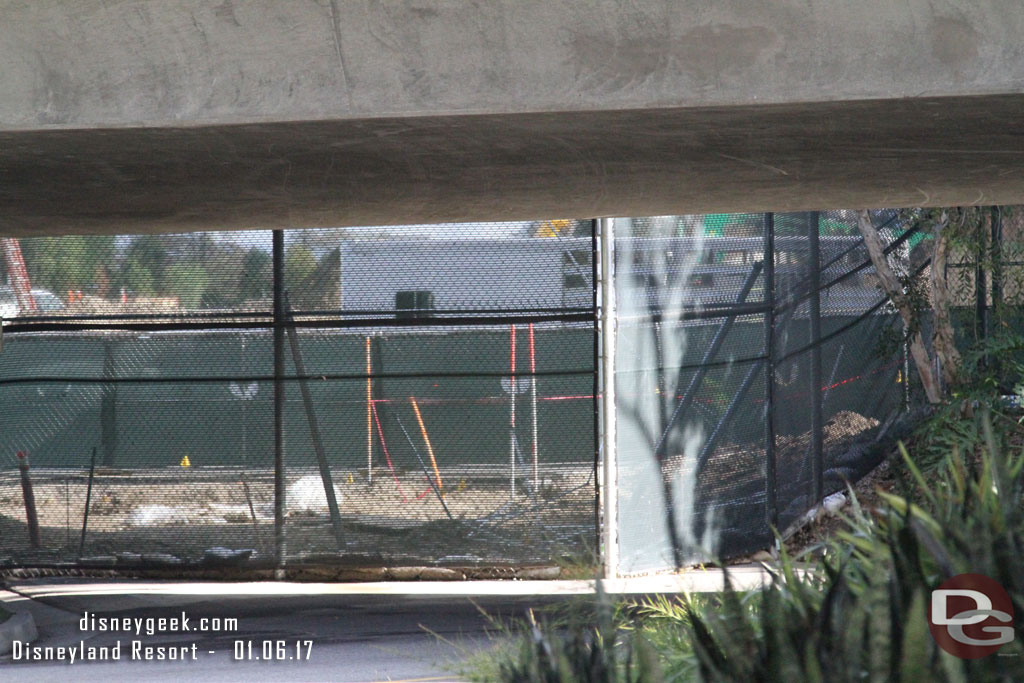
[8,611,313,663]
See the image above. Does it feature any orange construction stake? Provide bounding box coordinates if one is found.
[409,397,443,496]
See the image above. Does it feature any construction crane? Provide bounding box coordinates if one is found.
[0,238,36,312]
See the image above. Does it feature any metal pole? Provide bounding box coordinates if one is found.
[808,212,824,505]
[653,261,764,459]
[78,446,97,556]
[591,218,602,566]
[764,212,778,531]
[240,336,248,467]
[992,207,1003,311]
[17,451,40,548]
[695,302,798,471]
[393,413,454,520]
[599,217,619,580]
[371,335,385,463]
[272,229,286,569]
[284,293,345,550]
[509,324,517,500]
[366,335,373,484]
[529,323,539,493]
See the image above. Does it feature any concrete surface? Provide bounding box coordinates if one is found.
[4,1,1023,128]
[0,571,773,681]
[6,568,773,599]
[2,2,1024,235]
[2,582,490,681]
[3,94,1024,236]
[0,607,38,657]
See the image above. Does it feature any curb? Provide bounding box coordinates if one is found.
[0,610,38,657]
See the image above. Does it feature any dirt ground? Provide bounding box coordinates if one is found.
[0,464,596,567]
[783,406,1024,559]
[781,453,898,559]
[0,407,942,571]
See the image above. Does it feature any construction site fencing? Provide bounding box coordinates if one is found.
[0,223,599,571]
[612,211,925,574]
[1,211,1018,575]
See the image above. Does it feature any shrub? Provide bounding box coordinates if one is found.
[486,410,1024,682]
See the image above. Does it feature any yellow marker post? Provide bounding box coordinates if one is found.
[410,397,443,496]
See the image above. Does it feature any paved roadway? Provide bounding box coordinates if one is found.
[0,572,769,682]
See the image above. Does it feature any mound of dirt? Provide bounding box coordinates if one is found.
[824,411,880,442]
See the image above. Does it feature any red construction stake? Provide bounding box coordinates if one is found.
[17,451,41,548]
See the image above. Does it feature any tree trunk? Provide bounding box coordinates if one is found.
[928,220,961,389]
[855,210,942,404]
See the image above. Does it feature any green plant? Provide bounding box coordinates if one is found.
[490,589,665,683]
[913,331,1024,471]
[485,410,1024,682]
[552,533,602,581]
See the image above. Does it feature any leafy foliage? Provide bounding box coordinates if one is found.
[162,263,210,309]
[238,246,272,302]
[285,244,316,289]
[913,331,1024,471]
[20,235,116,295]
[486,408,1024,682]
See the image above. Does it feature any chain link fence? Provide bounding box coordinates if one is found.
[0,222,598,570]
[0,211,1016,575]
[612,210,928,573]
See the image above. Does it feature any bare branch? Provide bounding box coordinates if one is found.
[855,210,942,404]
[928,213,962,388]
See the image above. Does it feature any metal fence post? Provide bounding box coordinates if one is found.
[591,218,602,566]
[808,212,824,505]
[272,229,286,569]
[763,212,778,531]
[283,293,345,550]
[598,217,618,580]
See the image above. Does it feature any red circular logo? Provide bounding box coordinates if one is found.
[928,573,1015,659]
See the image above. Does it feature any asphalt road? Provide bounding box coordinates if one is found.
[0,581,622,683]
[0,583,558,682]
[0,571,769,681]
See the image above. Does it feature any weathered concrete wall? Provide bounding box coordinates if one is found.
[3,0,1023,129]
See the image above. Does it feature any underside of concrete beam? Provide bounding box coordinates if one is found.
[2,94,1023,236]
